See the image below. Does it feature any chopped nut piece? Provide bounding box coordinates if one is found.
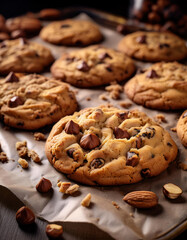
[154,114,167,123]
[119,101,132,109]
[58,181,71,193]
[46,224,63,238]
[65,184,79,194]
[0,152,9,163]
[34,132,46,141]
[18,158,29,169]
[28,150,40,163]
[170,127,177,132]
[163,183,183,199]
[112,201,120,209]
[81,193,91,207]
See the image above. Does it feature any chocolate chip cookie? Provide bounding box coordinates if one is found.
[40,19,103,46]
[45,106,177,185]
[176,110,187,147]
[0,73,78,130]
[0,38,54,74]
[118,31,187,62]
[51,45,136,87]
[124,62,187,110]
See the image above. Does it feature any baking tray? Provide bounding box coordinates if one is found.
[0,7,186,240]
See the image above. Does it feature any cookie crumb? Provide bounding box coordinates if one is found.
[0,152,9,163]
[170,127,177,132]
[105,84,123,100]
[99,93,108,101]
[86,97,91,101]
[34,132,46,141]
[16,141,28,157]
[177,159,187,171]
[65,184,79,195]
[28,150,41,163]
[119,101,132,109]
[81,193,91,207]
[112,201,120,209]
[154,114,167,123]
[18,158,29,169]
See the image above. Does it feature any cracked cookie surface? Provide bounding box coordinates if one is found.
[51,45,136,87]
[0,38,54,74]
[177,110,187,147]
[0,73,78,130]
[45,106,177,185]
[40,19,103,46]
[124,62,187,110]
[118,31,187,62]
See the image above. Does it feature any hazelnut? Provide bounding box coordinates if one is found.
[16,206,35,225]
[114,127,130,139]
[64,120,80,135]
[36,177,52,193]
[80,133,100,150]
[46,224,63,238]
[163,183,183,199]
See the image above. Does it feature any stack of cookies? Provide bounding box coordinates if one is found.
[0,8,186,186]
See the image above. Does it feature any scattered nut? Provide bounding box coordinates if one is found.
[163,183,183,199]
[46,224,63,238]
[65,184,79,195]
[99,93,108,101]
[28,150,40,163]
[36,177,52,193]
[170,127,177,132]
[16,206,35,225]
[0,152,9,163]
[58,181,71,193]
[123,191,158,208]
[33,132,46,141]
[18,158,29,169]
[81,193,91,207]
[112,201,120,209]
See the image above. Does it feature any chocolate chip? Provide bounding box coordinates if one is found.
[114,127,130,139]
[98,52,112,60]
[61,24,71,28]
[0,41,6,48]
[151,154,155,158]
[126,152,139,167]
[80,133,100,150]
[67,148,75,158]
[182,112,187,118]
[105,65,112,72]
[159,43,170,49]
[66,56,75,63]
[136,35,147,43]
[142,127,155,139]
[146,70,159,78]
[76,61,90,72]
[140,168,151,178]
[136,137,142,149]
[5,72,19,83]
[164,155,168,161]
[117,112,129,120]
[167,142,172,147]
[64,120,80,135]
[8,96,23,108]
[90,158,105,169]
[19,38,28,46]
[11,30,26,39]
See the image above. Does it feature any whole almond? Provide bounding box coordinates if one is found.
[123,191,158,208]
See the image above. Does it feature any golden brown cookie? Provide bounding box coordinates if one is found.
[40,19,103,46]
[118,31,187,62]
[45,106,177,185]
[176,110,187,147]
[0,73,78,130]
[51,45,136,87]
[0,38,54,74]
[124,62,187,110]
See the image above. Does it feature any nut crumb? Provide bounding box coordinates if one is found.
[112,201,120,209]
[154,114,167,123]
[34,132,46,141]
[18,158,29,169]
[170,127,177,132]
[65,184,79,195]
[0,152,9,163]
[81,193,91,207]
[28,150,40,163]
[99,93,108,101]
[119,101,132,108]
[58,181,71,193]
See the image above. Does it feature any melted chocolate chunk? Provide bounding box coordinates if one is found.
[146,69,159,78]
[61,24,71,28]
[136,137,142,149]
[19,38,28,46]
[114,127,130,139]
[67,148,75,158]
[90,158,105,169]
[8,96,24,108]
[140,168,151,178]
[159,43,170,49]
[136,35,147,44]
[117,112,129,120]
[5,72,19,83]
[126,152,139,167]
[98,52,112,60]
[76,61,90,72]
[105,65,112,72]
[142,127,155,139]
[167,142,172,147]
